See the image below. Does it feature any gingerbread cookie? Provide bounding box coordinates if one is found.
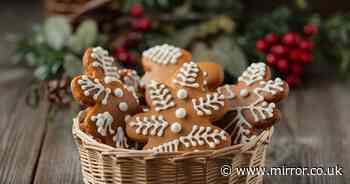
[216,62,289,144]
[141,44,224,90]
[126,60,231,152]
[71,47,140,148]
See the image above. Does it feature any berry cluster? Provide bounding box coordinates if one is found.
[113,4,152,65]
[256,24,318,87]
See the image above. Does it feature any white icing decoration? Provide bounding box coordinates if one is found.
[240,89,249,97]
[226,77,285,144]
[147,80,175,111]
[175,108,187,119]
[142,44,182,65]
[170,122,182,134]
[91,47,119,83]
[172,62,200,88]
[151,125,227,152]
[130,115,169,136]
[113,127,129,148]
[238,62,266,86]
[125,85,139,104]
[90,112,114,136]
[217,85,235,99]
[119,69,141,92]
[118,102,128,112]
[177,89,188,99]
[192,92,225,116]
[114,88,124,97]
[78,75,111,105]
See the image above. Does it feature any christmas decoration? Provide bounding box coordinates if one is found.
[16,1,350,106]
[255,27,317,87]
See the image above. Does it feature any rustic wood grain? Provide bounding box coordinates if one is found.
[0,73,49,184]
[33,107,83,184]
[266,80,349,184]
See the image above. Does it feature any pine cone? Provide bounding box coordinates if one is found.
[46,74,70,105]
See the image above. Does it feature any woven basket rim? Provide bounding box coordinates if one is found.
[72,110,274,159]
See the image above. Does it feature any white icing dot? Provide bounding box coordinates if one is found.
[175,108,187,119]
[170,122,182,133]
[114,88,124,97]
[240,89,249,97]
[118,102,128,112]
[177,89,188,99]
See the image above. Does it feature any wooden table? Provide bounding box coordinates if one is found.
[0,2,349,184]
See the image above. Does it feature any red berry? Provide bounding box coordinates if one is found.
[129,4,144,17]
[291,63,304,76]
[123,32,142,48]
[294,33,302,44]
[265,33,279,44]
[271,45,287,55]
[256,40,268,52]
[132,17,152,31]
[114,47,128,61]
[266,54,278,65]
[282,32,296,45]
[300,52,312,64]
[289,49,302,62]
[277,59,289,73]
[304,24,318,36]
[286,74,301,87]
[299,39,314,50]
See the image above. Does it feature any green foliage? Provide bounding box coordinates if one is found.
[192,36,247,78]
[316,14,350,75]
[44,16,72,50]
[15,17,101,80]
[68,20,98,54]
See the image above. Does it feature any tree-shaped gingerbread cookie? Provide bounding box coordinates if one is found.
[216,62,289,144]
[126,51,231,152]
[71,47,140,148]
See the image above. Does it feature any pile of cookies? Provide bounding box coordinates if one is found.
[71,44,289,152]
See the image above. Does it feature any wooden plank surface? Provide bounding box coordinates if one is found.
[33,107,83,184]
[266,80,349,184]
[0,72,49,184]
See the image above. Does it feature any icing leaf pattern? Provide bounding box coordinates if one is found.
[223,76,285,144]
[173,62,200,88]
[151,125,227,152]
[90,112,114,136]
[147,80,175,111]
[130,115,169,136]
[192,92,225,116]
[78,75,111,105]
[238,63,266,86]
[91,47,119,83]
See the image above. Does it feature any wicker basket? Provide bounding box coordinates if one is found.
[72,111,274,184]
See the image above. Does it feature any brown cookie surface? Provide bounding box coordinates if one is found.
[216,62,289,144]
[71,47,141,148]
[126,48,231,152]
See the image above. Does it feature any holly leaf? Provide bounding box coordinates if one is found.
[44,16,72,50]
[69,20,98,54]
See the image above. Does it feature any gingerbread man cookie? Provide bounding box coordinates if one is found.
[141,44,224,90]
[126,60,231,152]
[71,47,140,148]
[216,62,289,144]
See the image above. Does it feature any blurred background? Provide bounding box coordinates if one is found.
[0,0,349,184]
